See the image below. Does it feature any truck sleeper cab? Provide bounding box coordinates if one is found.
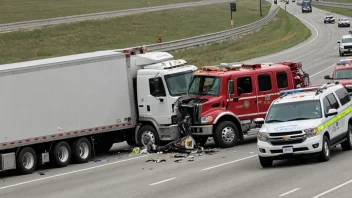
[176,62,310,148]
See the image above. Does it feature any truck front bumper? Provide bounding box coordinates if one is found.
[190,125,213,136]
[340,47,352,53]
[257,136,322,160]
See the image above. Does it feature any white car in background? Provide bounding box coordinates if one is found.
[338,18,351,27]
[338,35,352,56]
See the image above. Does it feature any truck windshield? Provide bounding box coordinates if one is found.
[188,76,220,96]
[335,69,352,79]
[342,38,352,43]
[165,71,194,96]
[302,2,310,6]
[265,100,322,123]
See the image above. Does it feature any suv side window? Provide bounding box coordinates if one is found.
[276,71,288,89]
[258,74,272,92]
[237,76,253,94]
[323,97,331,113]
[335,88,351,106]
[326,93,340,109]
[149,77,166,97]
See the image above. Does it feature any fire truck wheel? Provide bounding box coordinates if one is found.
[137,125,160,147]
[71,138,92,163]
[16,147,37,175]
[213,121,239,148]
[50,141,72,167]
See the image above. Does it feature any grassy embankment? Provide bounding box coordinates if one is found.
[313,1,352,17]
[0,0,200,24]
[171,8,312,66]
[0,0,270,64]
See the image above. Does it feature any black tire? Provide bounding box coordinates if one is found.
[16,147,37,175]
[213,121,239,148]
[341,123,352,151]
[50,141,71,167]
[71,138,92,163]
[137,125,160,147]
[318,135,330,162]
[193,136,208,147]
[259,156,273,168]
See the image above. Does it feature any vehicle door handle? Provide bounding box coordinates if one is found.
[139,105,144,107]
[147,105,150,112]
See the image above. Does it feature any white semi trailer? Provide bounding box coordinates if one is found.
[0,47,197,174]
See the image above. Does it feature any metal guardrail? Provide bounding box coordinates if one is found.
[143,1,279,52]
[311,1,352,9]
[0,0,235,33]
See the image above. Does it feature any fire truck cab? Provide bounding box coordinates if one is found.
[325,59,352,93]
[176,62,310,148]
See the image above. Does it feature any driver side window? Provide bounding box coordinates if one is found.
[236,76,253,95]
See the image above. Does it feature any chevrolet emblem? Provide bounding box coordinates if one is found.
[282,136,289,140]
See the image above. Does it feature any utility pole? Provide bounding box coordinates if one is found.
[260,0,262,16]
[230,2,236,28]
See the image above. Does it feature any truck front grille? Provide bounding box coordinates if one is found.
[344,45,352,49]
[268,130,306,146]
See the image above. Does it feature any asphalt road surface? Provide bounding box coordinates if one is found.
[1,2,352,198]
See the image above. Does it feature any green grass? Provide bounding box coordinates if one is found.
[328,0,351,3]
[313,5,352,17]
[0,0,270,64]
[0,0,200,24]
[171,8,312,66]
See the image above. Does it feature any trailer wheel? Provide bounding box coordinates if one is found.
[16,147,37,175]
[213,121,239,148]
[51,141,71,167]
[137,125,160,147]
[71,138,92,163]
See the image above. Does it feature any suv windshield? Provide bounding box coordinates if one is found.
[335,69,352,79]
[326,16,333,19]
[165,71,193,96]
[342,38,352,43]
[265,100,322,123]
[188,76,220,96]
[302,2,310,7]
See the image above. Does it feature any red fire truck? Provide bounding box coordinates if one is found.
[175,62,310,148]
[325,59,352,92]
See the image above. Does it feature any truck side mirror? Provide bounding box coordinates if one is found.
[324,75,332,80]
[228,80,234,95]
[326,108,338,117]
[254,118,265,125]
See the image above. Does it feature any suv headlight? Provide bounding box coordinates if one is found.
[258,132,269,142]
[304,128,318,138]
[201,116,213,123]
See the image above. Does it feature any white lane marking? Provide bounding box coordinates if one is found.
[201,155,257,171]
[150,177,176,186]
[0,154,150,191]
[252,15,319,61]
[310,63,336,78]
[312,179,352,198]
[279,188,300,197]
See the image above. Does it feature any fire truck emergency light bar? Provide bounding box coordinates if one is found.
[279,86,321,96]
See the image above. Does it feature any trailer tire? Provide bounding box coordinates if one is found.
[137,125,160,147]
[213,121,239,148]
[71,138,92,163]
[16,147,37,175]
[51,141,71,167]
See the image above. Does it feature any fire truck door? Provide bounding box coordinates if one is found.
[255,72,277,118]
[231,75,259,120]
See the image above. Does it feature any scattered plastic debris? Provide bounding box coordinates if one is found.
[140,148,149,154]
[174,159,182,163]
[38,172,45,175]
[130,147,141,155]
[146,158,166,163]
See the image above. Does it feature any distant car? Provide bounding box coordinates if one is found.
[292,0,295,2]
[349,30,352,35]
[338,18,351,27]
[324,15,335,24]
[338,35,352,56]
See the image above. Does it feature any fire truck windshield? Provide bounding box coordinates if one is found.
[265,100,322,123]
[335,69,352,79]
[188,76,220,96]
[165,71,194,96]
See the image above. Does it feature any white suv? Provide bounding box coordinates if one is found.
[338,35,352,56]
[255,82,352,167]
